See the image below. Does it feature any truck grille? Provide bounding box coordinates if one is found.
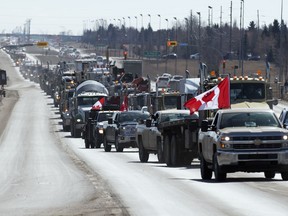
[233,136,283,141]
[233,143,282,149]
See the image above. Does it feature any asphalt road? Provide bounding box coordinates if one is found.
[1,47,288,216]
[0,50,128,216]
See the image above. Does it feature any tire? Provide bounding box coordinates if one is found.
[200,153,212,180]
[90,140,95,148]
[103,135,111,152]
[74,128,81,138]
[264,171,275,179]
[85,139,90,149]
[182,152,193,166]
[157,139,165,163]
[95,138,101,148]
[170,135,179,166]
[213,153,227,182]
[163,135,171,166]
[115,135,123,152]
[138,138,149,162]
[71,122,75,137]
[281,172,288,180]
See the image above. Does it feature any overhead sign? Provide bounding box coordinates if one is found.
[36,41,49,47]
[167,41,177,47]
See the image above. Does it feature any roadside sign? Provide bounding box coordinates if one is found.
[36,41,49,47]
[179,42,188,46]
[144,51,161,58]
[167,41,177,47]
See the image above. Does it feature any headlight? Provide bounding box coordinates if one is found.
[76,118,82,123]
[98,128,104,134]
[221,136,230,141]
[220,136,231,149]
[283,135,288,140]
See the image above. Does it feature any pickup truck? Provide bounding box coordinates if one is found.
[198,108,288,181]
[103,110,150,152]
[136,109,190,163]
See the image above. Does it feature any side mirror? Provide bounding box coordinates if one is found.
[146,119,152,127]
[108,118,113,124]
[201,120,209,132]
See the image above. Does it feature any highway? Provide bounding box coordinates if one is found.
[0,49,288,216]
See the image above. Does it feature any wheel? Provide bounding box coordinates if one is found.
[115,135,123,152]
[281,172,288,180]
[95,138,101,148]
[138,138,149,162]
[157,139,164,163]
[163,135,171,166]
[213,153,227,182]
[171,135,180,166]
[103,135,111,152]
[200,153,212,180]
[70,122,75,137]
[90,140,95,148]
[264,171,275,179]
[74,128,81,138]
[182,152,194,166]
[84,139,90,149]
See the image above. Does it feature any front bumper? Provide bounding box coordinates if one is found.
[118,135,137,147]
[217,149,288,172]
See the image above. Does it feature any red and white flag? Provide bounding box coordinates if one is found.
[91,97,105,110]
[120,96,128,111]
[184,77,230,113]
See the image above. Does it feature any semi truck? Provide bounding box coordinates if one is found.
[70,80,109,138]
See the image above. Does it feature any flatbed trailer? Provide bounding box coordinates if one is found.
[158,116,199,167]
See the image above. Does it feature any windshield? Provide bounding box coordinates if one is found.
[77,96,103,106]
[164,96,179,109]
[118,112,149,123]
[160,112,190,123]
[98,112,114,122]
[230,83,265,101]
[220,112,280,129]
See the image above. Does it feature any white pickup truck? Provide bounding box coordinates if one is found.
[198,108,288,182]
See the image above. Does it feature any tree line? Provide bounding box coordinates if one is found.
[82,12,288,80]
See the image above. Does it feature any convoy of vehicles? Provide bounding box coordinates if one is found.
[11,43,288,182]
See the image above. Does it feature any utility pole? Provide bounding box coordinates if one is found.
[230,1,232,54]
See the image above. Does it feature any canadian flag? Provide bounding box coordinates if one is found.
[184,76,230,113]
[91,97,105,110]
[120,95,128,111]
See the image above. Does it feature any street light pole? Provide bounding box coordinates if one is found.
[157,14,161,70]
[197,12,201,61]
[185,18,189,71]
[165,18,169,73]
[208,6,213,27]
[174,17,177,75]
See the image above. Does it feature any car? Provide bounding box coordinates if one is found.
[103,110,150,152]
[190,53,200,60]
[198,108,288,181]
[162,53,177,59]
[93,110,117,148]
[136,109,191,163]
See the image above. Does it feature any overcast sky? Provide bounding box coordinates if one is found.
[0,0,286,35]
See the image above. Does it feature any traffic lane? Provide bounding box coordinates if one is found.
[0,53,127,215]
[54,118,288,216]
